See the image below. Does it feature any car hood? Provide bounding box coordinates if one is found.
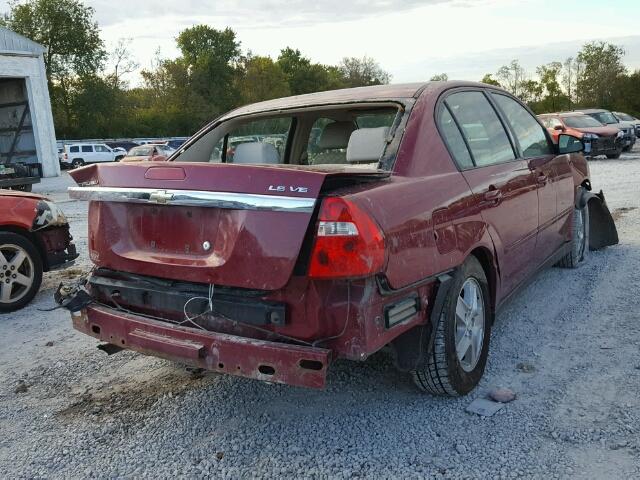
[0,190,47,201]
[121,156,152,163]
[574,126,620,137]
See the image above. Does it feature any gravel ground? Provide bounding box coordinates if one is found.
[1,150,640,479]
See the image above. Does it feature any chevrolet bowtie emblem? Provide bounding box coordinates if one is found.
[149,190,173,204]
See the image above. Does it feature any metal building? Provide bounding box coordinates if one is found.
[0,27,58,179]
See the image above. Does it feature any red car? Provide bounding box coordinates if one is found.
[538,112,623,159]
[121,145,169,163]
[63,82,617,395]
[0,190,77,312]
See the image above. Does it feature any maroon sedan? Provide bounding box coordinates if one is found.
[1,190,77,312]
[63,82,617,395]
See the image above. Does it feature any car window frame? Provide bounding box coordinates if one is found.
[435,86,519,171]
[81,145,93,153]
[487,92,555,159]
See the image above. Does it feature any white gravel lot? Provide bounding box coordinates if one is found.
[1,150,640,479]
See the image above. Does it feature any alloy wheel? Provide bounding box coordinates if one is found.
[454,277,485,372]
[0,244,35,304]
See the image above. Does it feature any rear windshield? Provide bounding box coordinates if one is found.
[174,105,401,171]
[562,115,603,128]
[129,146,153,156]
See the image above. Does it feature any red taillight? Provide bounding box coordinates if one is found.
[308,197,385,279]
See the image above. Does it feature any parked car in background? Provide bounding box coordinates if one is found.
[121,144,169,163]
[62,143,124,169]
[0,190,77,312]
[65,82,618,395]
[106,141,140,152]
[577,108,636,152]
[166,138,188,150]
[538,112,623,159]
[153,143,176,156]
[612,111,640,138]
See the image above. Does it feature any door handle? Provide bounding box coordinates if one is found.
[484,189,503,203]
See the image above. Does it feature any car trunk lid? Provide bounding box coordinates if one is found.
[69,163,386,290]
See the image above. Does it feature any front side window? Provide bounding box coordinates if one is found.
[81,145,93,153]
[94,145,109,152]
[437,106,473,169]
[445,91,515,167]
[492,93,552,158]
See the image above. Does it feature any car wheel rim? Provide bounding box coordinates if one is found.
[454,278,485,373]
[0,244,35,304]
[576,209,586,258]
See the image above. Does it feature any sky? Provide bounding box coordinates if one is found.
[2,0,640,85]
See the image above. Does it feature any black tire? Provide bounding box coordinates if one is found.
[0,232,43,313]
[622,146,631,153]
[71,159,85,169]
[115,156,124,162]
[606,152,621,159]
[412,256,492,396]
[557,205,589,268]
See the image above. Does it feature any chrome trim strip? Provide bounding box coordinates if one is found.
[68,186,316,213]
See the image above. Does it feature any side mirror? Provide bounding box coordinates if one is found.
[557,134,584,154]
[553,124,565,131]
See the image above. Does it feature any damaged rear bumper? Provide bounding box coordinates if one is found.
[72,305,331,389]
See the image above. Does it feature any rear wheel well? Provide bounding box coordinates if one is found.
[0,226,48,271]
[469,247,496,314]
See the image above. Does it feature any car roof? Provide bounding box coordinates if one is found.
[575,108,609,114]
[218,81,496,120]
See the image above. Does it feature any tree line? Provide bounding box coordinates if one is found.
[432,40,639,117]
[2,0,640,141]
[1,0,390,139]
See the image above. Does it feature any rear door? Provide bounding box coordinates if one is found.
[489,93,560,265]
[81,145,95,162]
[444,90,540,296]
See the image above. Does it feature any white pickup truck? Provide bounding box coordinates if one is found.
[62,143,125,169]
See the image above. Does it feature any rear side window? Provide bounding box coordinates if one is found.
[81,145,93,153]
[69,146,79,153]
[445,91,515,167]
[491,94,552,158]
[211,118,292,164]
[437,106,473,169]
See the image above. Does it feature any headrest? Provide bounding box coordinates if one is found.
[346,127,389,163]
[233,142,280,164]
[318,121,356,149]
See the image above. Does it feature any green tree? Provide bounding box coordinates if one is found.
[497,60,526,97]
[176,25,242,114]
[1,0,106,137]
[562,57,581,108]
[611,70,640,117]
[430,73,448,81]
[576,41,626,108]
[238,56,290,104]
[519,79,543,106]
[536,62,570,112]
[480,74,501,87]
[277,47,333,94]
[338,56,391,87]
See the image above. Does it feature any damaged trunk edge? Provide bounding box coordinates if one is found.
[62,162,419,389]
